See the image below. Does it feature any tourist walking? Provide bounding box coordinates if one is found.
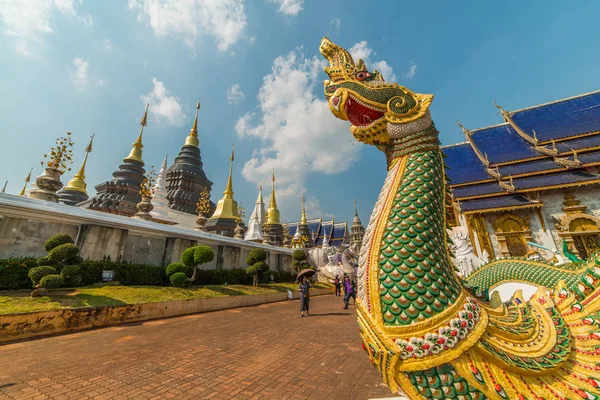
[334,275,341,297]
[343,275,356,309]
[299,275,311,317]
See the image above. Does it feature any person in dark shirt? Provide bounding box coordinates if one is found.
[342,275,356,309]
[334,275,341,297]
[299,276,311,317]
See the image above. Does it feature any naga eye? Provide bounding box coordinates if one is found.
[356,71,372,81]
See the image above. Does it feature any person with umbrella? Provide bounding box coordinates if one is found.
[297,268,314,317]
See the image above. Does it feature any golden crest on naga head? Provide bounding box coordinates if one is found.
[319,37,434,146]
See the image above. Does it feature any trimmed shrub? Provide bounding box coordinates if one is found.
[40,274,64,289]
[170,272,188,288]
[28,266,57,285]
[166,262,188,277]
[246,249,269,287]
[60,265,81,287]
[0,258,38,290]
[48,243,80,264]
[37,256,53,266]
[194,246,214,265]
[292,250,305,261]
[181,247,196,267]
[44,234,74,252]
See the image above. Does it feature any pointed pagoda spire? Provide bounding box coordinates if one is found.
[266,169,281,225]
[223,144,234,198]
[19,168,33,196]
[149,154,174,223]
[185,100,201,147]
[64,134,94,194]
[300,193,308,225]
[257,182,263,204]
[125,104,148,164]
[1,180,7,193]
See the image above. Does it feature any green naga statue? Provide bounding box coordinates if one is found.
[320,37,600,399]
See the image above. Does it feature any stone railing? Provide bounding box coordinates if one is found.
[0,194,293,270]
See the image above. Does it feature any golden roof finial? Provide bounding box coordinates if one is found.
[573,149,579,162]
[125,104,148,164]
[185,100,201,147]
[552,139,557,152]
[64,134,95,194]
[457,120,489,167]
[223,144,234,198]
[493,100,508,121]
[19,167,33,196]
[300,192,308,225]
[266,169,280,225]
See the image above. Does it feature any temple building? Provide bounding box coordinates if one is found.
[262,171,284,246]
[350,199,365,249]
[58,134,94,206]
[443,90,600,263]
[165,102,214,218]
[283,217,349,248]
[244,184,265,242]
[204,145,238,237]
[78,105,149,216]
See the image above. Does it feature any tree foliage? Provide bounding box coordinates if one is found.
[166,245,215,287]
[245,249,269,287]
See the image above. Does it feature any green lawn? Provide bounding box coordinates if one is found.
[0,282,331,315]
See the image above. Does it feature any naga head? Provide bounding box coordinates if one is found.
[320,37,434,147]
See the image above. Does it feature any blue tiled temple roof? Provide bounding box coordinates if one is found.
[510,91,600,142]
[498,150,600,177]
[330,223,347,243]
[470,124,539,164]
[442,143,490,185]
[460,195,542,214]
[453,170,600,199]
[287,224,298,237]
[283,218,347,247]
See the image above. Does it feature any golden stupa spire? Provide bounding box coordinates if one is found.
[266,169,280,225]
[223,145,234,198]
[185,100,201,147]
[208,144,238,221]
[125,104,148,164]
[64,134,94,194]
[19,167,33,196]
[300,193,308,225]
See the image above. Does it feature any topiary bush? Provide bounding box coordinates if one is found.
[292,249,310,272]
[37,256,53,266]
[246,248,269,287]
[60,265,81,287]
[48,243,80,264]
[170,272,188,288]
[166,245,215,287]
[40,274,64,289]
[166,262,188,277]
[28,266,57,285]
[44,233,74,252]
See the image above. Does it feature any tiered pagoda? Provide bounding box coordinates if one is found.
[165,101,214,216]
[78,105,148,216]
[58,134,94,206]
[244,184,265,242]
[350,199,365,249]
[263,171,283,246]
[443,90,600,260]
[205,145,238,237]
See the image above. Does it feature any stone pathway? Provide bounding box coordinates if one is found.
[0,294,393,399]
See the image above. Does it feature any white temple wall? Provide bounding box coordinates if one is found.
[0,194,294,270]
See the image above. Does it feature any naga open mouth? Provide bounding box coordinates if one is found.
[331,93,385,127]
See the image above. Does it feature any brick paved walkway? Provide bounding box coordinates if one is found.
[0,295,393,400]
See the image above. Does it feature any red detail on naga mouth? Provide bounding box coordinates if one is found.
[345,96,385,127]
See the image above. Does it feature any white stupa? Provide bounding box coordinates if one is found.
[244,184,265,242]
[150,155,175,224]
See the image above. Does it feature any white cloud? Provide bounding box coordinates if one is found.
[403,61,417,79]
[268,0,303,15]
[78,12,92,27]
[349,41,397,82]
[141,78,186,126]
[0,0,90,56]
[235,47,360,220]
[227,83,245,105]
[329,17,340,34]
[103,38,113,50]
[247,35,256,45]
[69,58,104,90]
[128,0,247,51]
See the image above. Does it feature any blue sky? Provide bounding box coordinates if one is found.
[1,1,600,226]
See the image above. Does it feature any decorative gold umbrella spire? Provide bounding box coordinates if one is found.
[223,145,234,198]
[300,193,308,225]
[64,134,94,194]
[19,168,33,196]
[266,169,280,225]
[125,104,149,163]
[185,101,201,147]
